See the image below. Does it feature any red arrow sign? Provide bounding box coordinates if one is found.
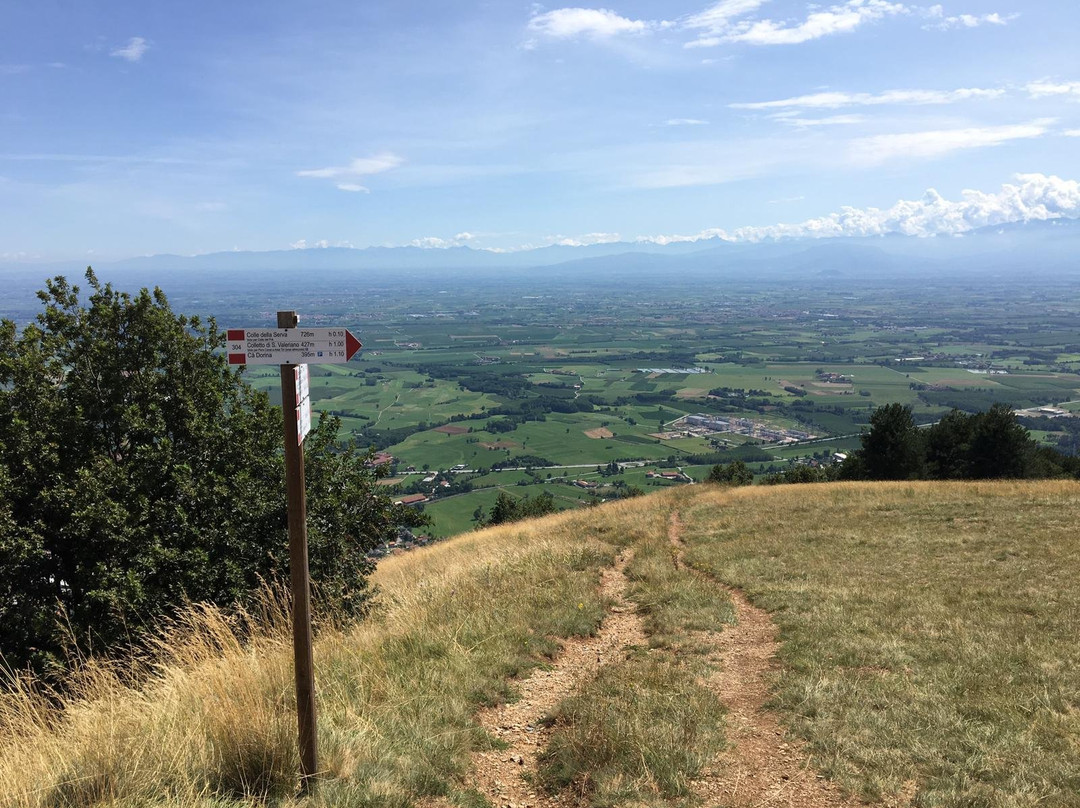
[346,330,362,361]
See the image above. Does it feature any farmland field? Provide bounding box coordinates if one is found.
[10,263,1080,537]
[224,270,1080,535]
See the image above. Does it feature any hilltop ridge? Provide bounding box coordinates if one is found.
[2,480,1078,807]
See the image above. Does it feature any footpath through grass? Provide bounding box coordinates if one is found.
[537,491,730,807]
[3,481,1080,808]
[682,480,1080,807]
[0,511,616,808]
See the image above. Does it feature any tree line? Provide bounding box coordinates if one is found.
[708,402,1080,487]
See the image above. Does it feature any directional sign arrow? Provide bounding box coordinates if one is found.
[225,327,363,365]
[345,330,362,361]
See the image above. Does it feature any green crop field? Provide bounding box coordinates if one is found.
[169,269,1080,540]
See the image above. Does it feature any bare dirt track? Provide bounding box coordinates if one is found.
[668,511,876,808]
[437,511,902,808]
[439,550,647,808]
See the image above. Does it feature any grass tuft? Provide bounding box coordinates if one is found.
[626,536,734,647]
[538,652,724,806]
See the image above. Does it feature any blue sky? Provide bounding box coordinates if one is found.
[2,0,1079,261]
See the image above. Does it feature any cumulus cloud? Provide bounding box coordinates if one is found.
[1026,80,1080,99]
[637,174,1080,244]
[528,8,653,39]
[922,5,1017,29]
[552,232,622,246]
[849,119,1053,164]
[297,152,403,191]
[110,37,149,62]
[732,86,1003,110]
[408,232,480,249]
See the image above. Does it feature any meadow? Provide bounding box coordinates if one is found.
[3,481,1078,807]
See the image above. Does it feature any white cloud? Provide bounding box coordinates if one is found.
[110,37,149,62]
[730,1,910,45]
[297,153,403,179]
[686,0,770,28]
[297,152,403,190]
[732,86,1003,110]
[849,119,1054,164]
[1026,80,1080,99]
[409,236,457,248]
[637,174,1080,244]
[408,232,480,249]
[289,239,330,249]
[530,2,1011,51]
[1064,129,1080,137]
[922,5,1018,30]
[552,232,622,246]
[683,0,770,46]
[665,118,709,126]
[528,8,652,39]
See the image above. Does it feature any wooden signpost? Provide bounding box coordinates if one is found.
[225,311,362,790]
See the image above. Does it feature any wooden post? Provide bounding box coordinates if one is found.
[277,310,319,789]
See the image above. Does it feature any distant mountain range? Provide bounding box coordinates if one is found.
[4,217,1079,283]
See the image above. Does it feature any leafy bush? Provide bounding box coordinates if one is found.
[0,271,424,673]
[707,460,754,486]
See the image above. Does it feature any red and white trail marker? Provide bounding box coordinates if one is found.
[226,328,362,366]
[295,364,312,445]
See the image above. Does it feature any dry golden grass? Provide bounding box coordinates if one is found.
[682,480,1080,807]
[4,482,1080,808]
[0,507,623,808]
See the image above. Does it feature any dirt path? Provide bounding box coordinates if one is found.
[462,550,647,808]
[668,511,869,808]
[371,392,400,427]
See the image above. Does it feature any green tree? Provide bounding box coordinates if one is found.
[707,460,754,486]
[923,408,974,479]
[0,271,423,673]
[968,403,1035,479]
[481,490,557,527]
[518,490,557,519]
[860,403,924,480]
[485,492,521,526]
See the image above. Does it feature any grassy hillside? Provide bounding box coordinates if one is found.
[2,482,1078,807]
